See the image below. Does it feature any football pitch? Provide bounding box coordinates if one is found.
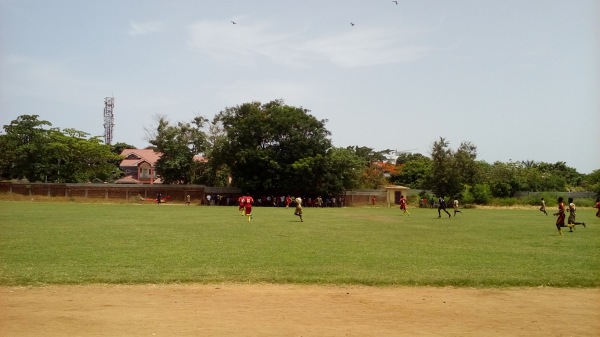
[1,201,598,287]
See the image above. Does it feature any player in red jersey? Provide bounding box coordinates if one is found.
[554,197,574,235]
[244,201,253,222]
[399,195,409,215]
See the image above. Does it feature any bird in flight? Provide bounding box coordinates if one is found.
[392,1,398,4]
[350,22,355,26]
[231,21,236,24]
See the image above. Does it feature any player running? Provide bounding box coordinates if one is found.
[399,195,409,215]
[244,200,253,222]
[539,198,548,215]
[567,197,586,230]
[453,198,463,216]
[437,196,451,218]
[554,196,574,235]
[294,197,304,222]
[238,195,246,215]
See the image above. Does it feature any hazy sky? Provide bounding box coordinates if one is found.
[1,0,598,173]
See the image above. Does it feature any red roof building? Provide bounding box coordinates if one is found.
[116,149,162,184]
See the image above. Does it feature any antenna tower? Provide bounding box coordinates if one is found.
[103,97,115,145]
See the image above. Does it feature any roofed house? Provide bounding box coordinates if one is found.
[116,149,162,184]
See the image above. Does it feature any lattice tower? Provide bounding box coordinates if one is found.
[103,97,115,145]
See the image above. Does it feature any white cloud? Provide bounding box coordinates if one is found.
[127,20,167,37]
[186,19,433,68]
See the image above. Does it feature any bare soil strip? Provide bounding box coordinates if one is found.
[1,285,599,337]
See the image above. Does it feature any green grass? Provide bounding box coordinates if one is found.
[1,201,598,287]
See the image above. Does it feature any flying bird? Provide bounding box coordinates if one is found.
[392,1,398,4]
[350,22,355,26]
[231,21,236,24]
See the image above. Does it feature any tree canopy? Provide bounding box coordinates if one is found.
[0,115,122,183]
[1,110,596,201]
[211,100,339,195]
[147,115,208,184]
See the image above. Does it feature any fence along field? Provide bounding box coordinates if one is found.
[1,201,598,287]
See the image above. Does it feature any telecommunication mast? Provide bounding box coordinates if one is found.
[103,97,115,145]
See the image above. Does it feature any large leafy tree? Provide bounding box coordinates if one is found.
[0,115,51,181]
[291,147,364,196]
[110,142,137,155]
[148,115,208,184]
[427,137,479,198]
[343,146,397,189]
[0,115,122,182]
[535,161,583,189]
[390,153,432,188]
[192,118,230,186]
[211,100,332,195]
[584,169,600,197]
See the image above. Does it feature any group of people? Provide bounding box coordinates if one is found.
[435,196,462,218]
[237,195,304,222]
[197,191,600,233]
[238,195,255,222]
[398,195,463,218]
[549,196,589,235]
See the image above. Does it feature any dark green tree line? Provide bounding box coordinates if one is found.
[210,99,363,196]
[1,111,596,200]
[0,115,122,182]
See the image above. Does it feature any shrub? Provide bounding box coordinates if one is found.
[490,197,518,206]
[471,183,492,204]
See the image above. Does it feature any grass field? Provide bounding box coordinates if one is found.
[0,201,598,287]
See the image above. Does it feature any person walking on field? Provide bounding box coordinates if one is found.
[453,198,462,216]
[294,197,304,222]
[539,198,548,215]
[438,196,451,218]
[567,197,586,230]
[399,195,409,215]
[554,196,574,235]
[595,198,600,218]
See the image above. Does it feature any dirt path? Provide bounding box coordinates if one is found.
[1,284,599,336]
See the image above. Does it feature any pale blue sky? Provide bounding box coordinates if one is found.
[1,0,598,173]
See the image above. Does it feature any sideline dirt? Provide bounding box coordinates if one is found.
[1,284,599,337]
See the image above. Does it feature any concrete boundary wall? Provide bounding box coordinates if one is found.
[0,182,409,206]
[0,182,208,202]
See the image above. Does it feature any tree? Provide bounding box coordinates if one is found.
[289,147,364,196]
[390,154,432,188]
[425,138,481,198]
[148,115,209,184]
[427,137,460,197]
[211,100,332,195]
[485,161,524,197]
[192,118,231,186]
[323,147,364,193]
[110,142,137,155]
[535,161,583,189]
[584,169,600,197]
[0,115,122,182]
[0,115,51,181]
[343,146,397,189]
[453,141,481,186]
